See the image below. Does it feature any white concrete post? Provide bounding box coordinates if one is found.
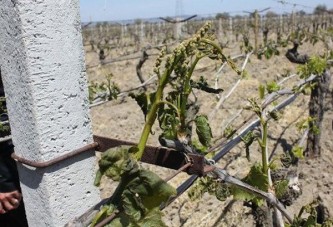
[174,19,182,40]
[0,1,100,226]
[218,18,223,39]
[227,17,232,41]
[140,22,145,44]
[279,15,283,33]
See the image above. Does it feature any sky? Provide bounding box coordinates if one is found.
[79,0,333,22]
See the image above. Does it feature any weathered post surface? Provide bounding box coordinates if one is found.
[0,1,100,226]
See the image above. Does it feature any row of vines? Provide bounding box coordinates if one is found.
[82,13,333,63]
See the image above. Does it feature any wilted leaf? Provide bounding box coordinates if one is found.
[94,148,175,226]
[91,205,116,227]
[274,180,289,199]
[223,126,236,139]
[195,115,213,147]
[241,131,258,160]
[129,92,156,118]
[127,170,176,210]
[97,148,139,181]
[215,184,231,202]
[188,176,230,202]
[232,164,268,206]
[158,109,179,140]
[135,208,167,227]
[269,110,280,121]
[190,76,223,94]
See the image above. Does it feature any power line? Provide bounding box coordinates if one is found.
[269,0,315,10]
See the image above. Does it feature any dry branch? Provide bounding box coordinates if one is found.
[212,167,293,223]
[214,54,245,95]
[136,48,149,89]
[209,51,252,119]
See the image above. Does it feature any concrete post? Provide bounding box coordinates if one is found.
[218,18,223,39]
[175,19,182,41]
[279,15,283,33]
[140,22,145,44]
[0,1,100,226]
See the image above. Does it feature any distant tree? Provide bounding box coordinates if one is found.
[134,19,143,25]
[296,10,307,16]
[215,12,230,20]
[313,4,327,15]
[234,15,243,20]
[265,10,278,18]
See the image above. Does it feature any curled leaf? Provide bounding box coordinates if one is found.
[190,76,223,94]
[232,164,268,206]
[97,148,139,181]
[129,92,156,119]
[195,115,213,147]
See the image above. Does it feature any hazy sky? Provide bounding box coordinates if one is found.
[79,0,333,22]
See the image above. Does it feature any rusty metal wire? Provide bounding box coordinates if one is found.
[94,210,118,227]
[11,142,99,168]
[164,162,192,182]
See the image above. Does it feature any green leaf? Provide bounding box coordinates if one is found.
[136,208,167,227]
[188,176,230,202]
[122,190,145,222]
[158,108,179,140]
[266,81,281,94]
[286,198,333,226]
[94,169,103,186]
[241,131,258,160]
[120,168,176,224]
[129,92,156,118]
[297,56,327,79]
[291,145,304,159]
[129,170,176,210]
[195,115,213,147]
[274,180,289,199]
[215,184,231,202]
[246,98,262,117]
[303,216,317,227]
[191,140,208,154]
[91,205,116,227]
[156,92,182,140]
[259,84,265,99]
[223,126,237,139]
[296,117,320,135]
[232,164,268,206]
[95,148,175,226]
[97,148,139,181]
[106,218,124,227]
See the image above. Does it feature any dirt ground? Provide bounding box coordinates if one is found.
[85,34,333,226]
